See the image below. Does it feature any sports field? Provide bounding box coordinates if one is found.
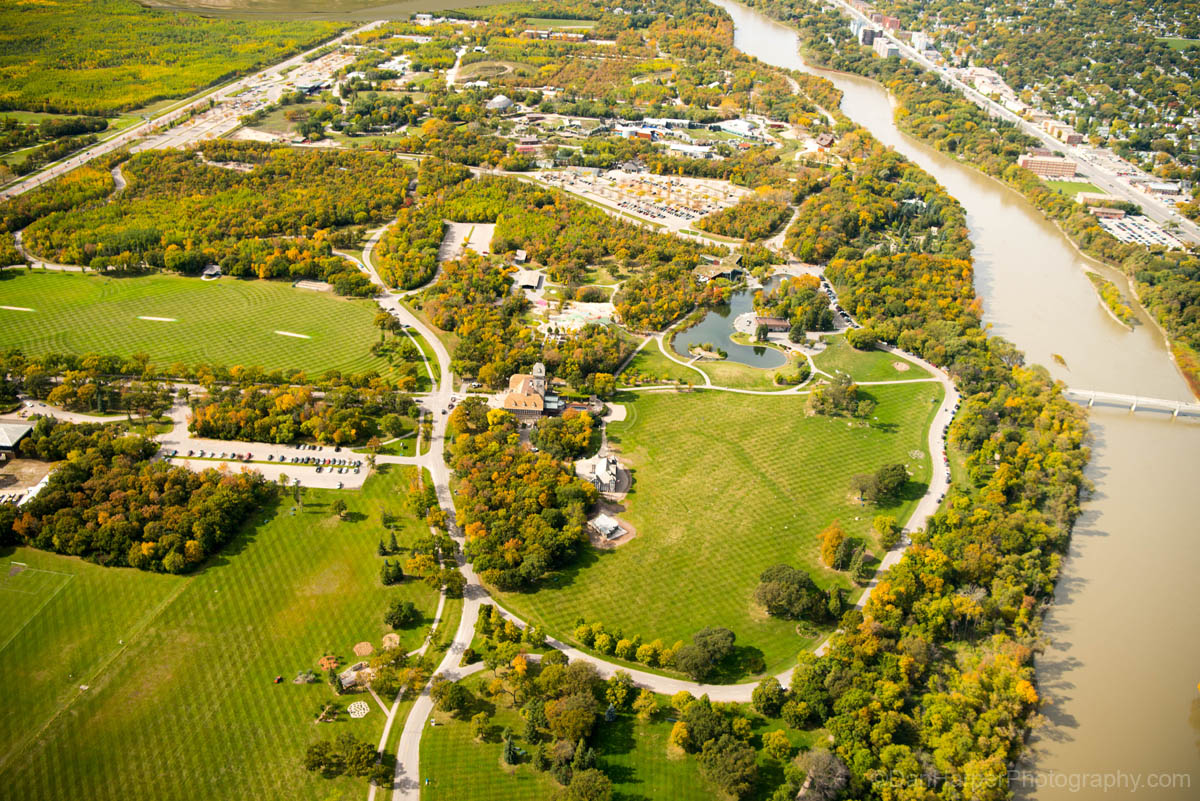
[0,271,393,376]
[497,383,941,676]
[0,465,438,801]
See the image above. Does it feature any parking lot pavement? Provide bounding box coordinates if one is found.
[164,457,369,490]
[156,429,368,490]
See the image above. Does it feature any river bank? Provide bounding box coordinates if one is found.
[711,1,1200,797]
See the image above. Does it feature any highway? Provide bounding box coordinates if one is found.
[0,19,386,201]
[824,0,1200,246]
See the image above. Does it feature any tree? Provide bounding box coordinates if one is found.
[571,738,595,772]
[561,769,613,801]
[434,680,472,717]
[633,689,657,721]
[385,599,420,629]
[754,563,826,621]
[471,710,491,741]
[874,514,900,549]
[524,699,548,742]
[605,671,634,710]
[845,327,877,349]
[762,729,792,762]
[751,677,787,717]
[797,748,850,801]
[331,498,348,519]
[874,462,908,500]
[681,694,727,750]
[697,734,758,798]
[302,740,342,776]
[667,720,690,752]
[692,626,735,662]
[674,644,714,681]
[380,559,404,585]
[819,520,845,568]
[546,693,598,742]
[502,734,519,765]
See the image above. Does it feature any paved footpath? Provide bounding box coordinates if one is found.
[368,235,962,797]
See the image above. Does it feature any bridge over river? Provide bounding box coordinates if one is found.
[1064,387,1200,417]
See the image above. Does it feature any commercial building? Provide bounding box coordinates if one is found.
[1017,153,1078,178]
[0,422,32,459]
[873,38,899,58]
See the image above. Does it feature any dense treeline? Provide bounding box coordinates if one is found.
[373,204,443,290]
[0,349,409,408]
[696,194,791,241]
[785,132,972,264]
[448,399,598,589]
[189,383,416,445]
[18,143,414,295]
[0,0,342,115]
[0,418,273,572]
[0,163,116,233]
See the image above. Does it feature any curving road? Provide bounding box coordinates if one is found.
[360,222,959,797]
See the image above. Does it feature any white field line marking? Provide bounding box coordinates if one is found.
[0,305,34,312]
[137,316,177,322]
[275,330,312,339]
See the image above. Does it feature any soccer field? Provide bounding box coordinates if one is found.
[0,466,438,801]
[0,271,392,377]
[496,382,941,676]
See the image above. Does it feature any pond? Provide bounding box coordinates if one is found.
[671,277,787,368]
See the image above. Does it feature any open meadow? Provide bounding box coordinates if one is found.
[0,0,342,115]
[497,382,942,676]
[0,466,437,801]
[0,271,397,377]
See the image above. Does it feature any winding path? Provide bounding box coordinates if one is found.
[359,229,958,796]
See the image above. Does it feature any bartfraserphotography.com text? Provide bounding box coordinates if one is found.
[867,770,1194,794]
[1008,770,1194,794]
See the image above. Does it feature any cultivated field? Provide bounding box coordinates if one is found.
[0,271,393,376]
[497,383,941,675]
[0,466,437,801]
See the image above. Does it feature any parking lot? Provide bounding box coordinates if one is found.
[538,169,749,231]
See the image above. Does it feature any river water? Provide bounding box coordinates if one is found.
[711,0,1200,796]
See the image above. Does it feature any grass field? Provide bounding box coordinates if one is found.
[1045,179,1103,197]
[0,465,438,801]
[812,336,932,383]
[497,383,941,676]
[1158,36,1200,51]
[620,341,699,385]
[0,271,395,377]
[421,671,711,801]
[248,101,323,136]
[421,668,829,801]
[690,351,805,390]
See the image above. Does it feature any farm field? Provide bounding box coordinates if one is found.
[0,271,394,377]
[0,465,437,801]
[812,336,933,383]
[0,0,343,114]
[496,383,942,677]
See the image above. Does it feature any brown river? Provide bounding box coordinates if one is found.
[711,0,1200,796]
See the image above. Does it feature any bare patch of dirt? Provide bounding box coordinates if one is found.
[892,361,911,372]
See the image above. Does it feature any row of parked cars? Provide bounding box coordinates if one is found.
[0,492,24,504]
[180,449,253,461]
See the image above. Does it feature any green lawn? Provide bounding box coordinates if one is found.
[1045,179,1103,197]
[421,672,711,801]
[0,465,439,801]
[690,352,804,390]
[0,270,395,376]
[248,101,323,136]
[812,336,932,383]
[620,341,700,385]
[1158,36,1200,51]
[496,383,941,677]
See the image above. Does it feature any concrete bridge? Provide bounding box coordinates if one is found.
[1064,388,1200,418]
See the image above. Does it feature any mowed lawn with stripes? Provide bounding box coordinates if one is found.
[497,383,941,675]
[0,465,437,801]
[0,270,391,376]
